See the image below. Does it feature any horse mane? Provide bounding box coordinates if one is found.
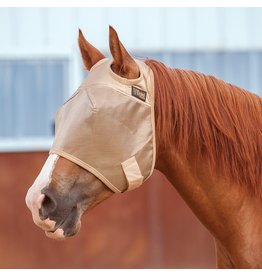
[144,58,262,199]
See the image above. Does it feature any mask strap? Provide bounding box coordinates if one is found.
[121,156,143,192]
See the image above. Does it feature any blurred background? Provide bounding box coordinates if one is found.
[0,7,261,268]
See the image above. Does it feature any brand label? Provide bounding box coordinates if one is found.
[131,86,147,102]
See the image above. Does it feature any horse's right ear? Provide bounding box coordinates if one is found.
[78,29,106,71]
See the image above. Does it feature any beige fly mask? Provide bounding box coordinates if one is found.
[50,58,156,193]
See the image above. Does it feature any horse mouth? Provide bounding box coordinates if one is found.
[45,228,66,240]
[43,206,82,240]
[45,220,81,240]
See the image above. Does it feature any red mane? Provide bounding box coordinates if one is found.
[145,58,262,198]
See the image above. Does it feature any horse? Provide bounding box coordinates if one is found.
[25,26,262,269]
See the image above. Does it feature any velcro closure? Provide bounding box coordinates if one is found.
[121,156,144,192]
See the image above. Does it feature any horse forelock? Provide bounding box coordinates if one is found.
[145,58,262,199]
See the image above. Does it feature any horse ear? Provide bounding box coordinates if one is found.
[78,29,106,71]
[109,26,140,79]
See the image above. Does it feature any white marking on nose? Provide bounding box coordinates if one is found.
[25,154,59,231]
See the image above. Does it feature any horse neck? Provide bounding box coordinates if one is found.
[155,139,262,267]
[152,78,262,268]
[148,59,257,215]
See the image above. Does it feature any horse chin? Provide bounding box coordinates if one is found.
[45,229,66,241]
[45,220,82,240]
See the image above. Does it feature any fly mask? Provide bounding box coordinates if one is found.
[50,58,156,193]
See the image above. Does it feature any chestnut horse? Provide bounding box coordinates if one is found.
[26,26,262,268]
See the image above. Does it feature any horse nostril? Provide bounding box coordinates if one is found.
[39,192,57,220]
[42,195,52,208]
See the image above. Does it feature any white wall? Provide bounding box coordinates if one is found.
[1,7,262,55]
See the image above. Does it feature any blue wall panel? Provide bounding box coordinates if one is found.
[0,60,67,138]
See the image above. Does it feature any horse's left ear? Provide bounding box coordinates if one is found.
[109,26,140,79]
[78,29,106,71]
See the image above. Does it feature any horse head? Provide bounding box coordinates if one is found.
[25,26,155,240]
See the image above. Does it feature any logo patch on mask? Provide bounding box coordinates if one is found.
[132,86,147,102]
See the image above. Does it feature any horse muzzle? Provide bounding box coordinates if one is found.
[25,154,83,240]
[26,188,82,240]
